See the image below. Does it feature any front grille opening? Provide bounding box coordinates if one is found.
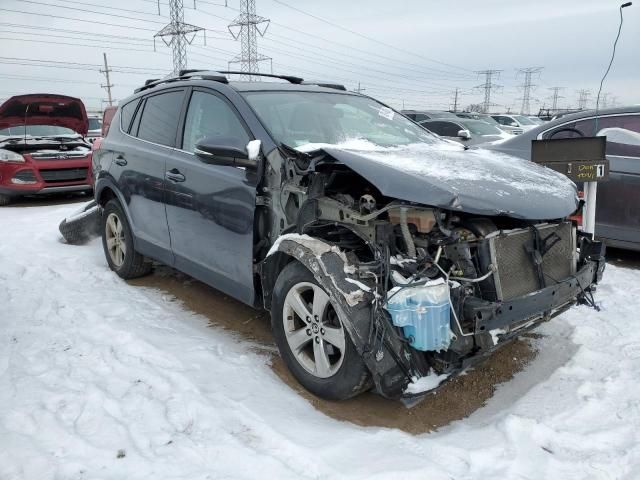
[11,170,37,184]
[40,168,88,183]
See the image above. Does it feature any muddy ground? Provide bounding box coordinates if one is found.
[130,247,638,433]
[130,266,537,434]
[26,195,638,433]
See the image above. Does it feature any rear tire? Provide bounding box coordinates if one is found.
[101,199,151,279]
[271,261,371,400]
[0,194,11,206]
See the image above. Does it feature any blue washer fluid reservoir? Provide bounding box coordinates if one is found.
[386,278,452,352]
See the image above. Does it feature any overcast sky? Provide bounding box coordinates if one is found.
[1,0,638,113]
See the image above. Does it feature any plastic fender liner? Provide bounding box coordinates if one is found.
[261,235,412,398]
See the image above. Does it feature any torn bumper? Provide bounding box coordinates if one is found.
[465,258,600,336]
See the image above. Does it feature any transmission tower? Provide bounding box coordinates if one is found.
[100,52,114,107]
[600,92,610,108]
[451,87,460,112]
[576,89,591,110]
[475,70,502,114]
[516,67,542,115]
[548,87,565,111]
[228,0,271,81]
[154,0,205,74]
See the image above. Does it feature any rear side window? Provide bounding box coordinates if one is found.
[137,91,184,147]
[414,114,430,122]
[424,121,459,137]
[119,99,139,133]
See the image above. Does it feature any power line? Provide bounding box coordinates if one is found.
[0,7,159,32]
[0,56,168,73]
[270,0,474,74]
[227,0,271,80]
[189,2,476,80]
[17,0,168,25]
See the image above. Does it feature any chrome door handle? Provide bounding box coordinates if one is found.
[165,169,186,182]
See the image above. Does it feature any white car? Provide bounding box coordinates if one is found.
[491,114,538,132]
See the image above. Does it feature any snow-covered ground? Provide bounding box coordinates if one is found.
[1,203,639,479]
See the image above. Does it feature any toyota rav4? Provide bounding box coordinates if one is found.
[92,71,605,400]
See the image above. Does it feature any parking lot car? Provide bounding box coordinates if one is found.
[491,114,538,132]
[400,109,459,122]
[93,70,605,400]
[486,106,640,251]
[0,94,93,206]
[419,118,513,146]
[456,112,524,135]
[86,114,103,141]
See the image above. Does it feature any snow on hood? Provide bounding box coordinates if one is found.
[298,139,578,220]
[0,94,89,135]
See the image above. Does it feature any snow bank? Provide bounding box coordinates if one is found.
[1,204,640,479]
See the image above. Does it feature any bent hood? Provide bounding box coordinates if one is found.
[305,141,578,220]
[0,94,88,135]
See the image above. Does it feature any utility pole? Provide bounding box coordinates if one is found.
[451,87,460,112]
[228,0,271,81]
[154,0,205,74]
[576,89,591,110]
[475,70,502,114]
[548,86,565,111]
[354,81,366,94]
[100,52,114,107]
[516,67,543,115]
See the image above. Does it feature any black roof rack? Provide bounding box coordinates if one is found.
[135,70,228,93]
[301,80,346,91]
[135,70,344,94]
[217,71,304,84]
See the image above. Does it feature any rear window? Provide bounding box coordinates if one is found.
[136,91,184,147]
[119,99,139,133]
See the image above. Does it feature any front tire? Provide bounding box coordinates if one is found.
[271,261,371,400]
[0,194,11,206]
[101,199,151,279]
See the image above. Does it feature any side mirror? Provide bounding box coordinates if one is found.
[194,139,258,170]
[457,129,471,140]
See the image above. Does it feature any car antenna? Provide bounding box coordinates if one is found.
[594,2,632,135]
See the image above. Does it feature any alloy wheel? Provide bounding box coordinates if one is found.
[282,281,346,378]
[105,212,126,267]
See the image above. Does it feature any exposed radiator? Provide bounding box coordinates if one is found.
[487,223,576,301]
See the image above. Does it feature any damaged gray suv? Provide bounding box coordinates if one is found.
[93,71,606,400]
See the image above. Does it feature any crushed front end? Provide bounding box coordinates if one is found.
[259,144,606,400]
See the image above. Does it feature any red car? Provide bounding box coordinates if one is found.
[0,94,93,206]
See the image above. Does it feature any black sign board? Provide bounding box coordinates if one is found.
[531,137,609,182]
